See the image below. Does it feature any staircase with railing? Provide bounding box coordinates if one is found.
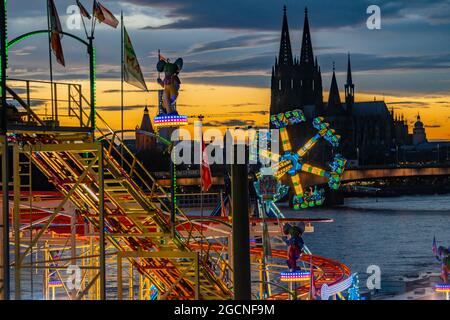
[7,80,233,300]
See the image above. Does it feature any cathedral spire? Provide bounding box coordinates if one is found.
[327,62,343,114]
[346,53,353,85]
[300,7,314,65]
[345,53,355,111]
[278,5,293,66]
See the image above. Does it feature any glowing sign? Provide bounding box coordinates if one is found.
[280,271,311,282]
[154,114,188,128]
[435,284,450,293]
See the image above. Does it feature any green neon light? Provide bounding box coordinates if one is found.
[8,30,89,49]
[7,30,96,130]
[173,145,177,207]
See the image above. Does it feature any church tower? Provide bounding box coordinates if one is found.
[297,7,317,108]
[412,113,427,145]
[136,106,156,151]
[270,6,325,155]
[270,5,295,116]
[326,63,345,116]
[345,53,355,112]
[270,6,324,119]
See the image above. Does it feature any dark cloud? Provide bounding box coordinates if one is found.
[205,119,256,127]
[186,53,273,73]
[7,0,450,94]
[224,103,262,108]
[388,101,431,109]
[388,101,429,106]
[187,34,277,54]
[102,89,160,93]
[98,105,149,111]
[321,52,450,74]
[131,0,450,30]
[206,110,268,117]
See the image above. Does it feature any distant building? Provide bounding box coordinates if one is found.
[135,106,156,151]
[412,113,427,145]
[270,7,412,165]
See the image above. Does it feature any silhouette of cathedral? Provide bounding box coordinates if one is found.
[271,6,411,165]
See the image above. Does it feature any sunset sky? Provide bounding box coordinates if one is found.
[5,0,450,139]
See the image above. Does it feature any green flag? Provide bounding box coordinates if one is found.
[123,26,147,91]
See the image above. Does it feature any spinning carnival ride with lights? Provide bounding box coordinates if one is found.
[256,109,346,210]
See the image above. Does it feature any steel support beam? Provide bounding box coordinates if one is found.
[88,37,95,130]
[13,144,20,299]
[98,144,106,300]
[117,251,199,300]
[231,163,251,300]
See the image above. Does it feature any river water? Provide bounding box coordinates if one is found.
[282,194,450,294]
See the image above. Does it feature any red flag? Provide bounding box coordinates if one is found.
[93,0,119,28]
[159,52,168,62]
[50,33,65,67]
[220,193,227,217]
[201,141,212,192]
[48,0,65,66]
[76,0,91,19]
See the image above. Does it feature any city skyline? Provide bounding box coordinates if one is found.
[5,0,450,139]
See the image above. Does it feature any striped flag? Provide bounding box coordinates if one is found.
[220,193,227,217]
[159,52,168,62]
[93,0,119,28]
[123,26,148,91]
[48,0,65,66]
[201,141,212,192]
[76,0,91,19]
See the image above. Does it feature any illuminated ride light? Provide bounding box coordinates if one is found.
[48,280,64,288]
[435,284,450,293]
[153,114,188,128]
[280,271,311,282]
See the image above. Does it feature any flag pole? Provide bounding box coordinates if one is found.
[79,4,89,39]
[91,0,97,38]
[46,1,55,121]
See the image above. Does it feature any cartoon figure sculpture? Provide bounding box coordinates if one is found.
[282,223,305,272]
[156,57,183,115]
[436,246,450,283]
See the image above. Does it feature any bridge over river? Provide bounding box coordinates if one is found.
[156,164,450,189]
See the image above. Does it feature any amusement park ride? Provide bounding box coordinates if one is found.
[256,110,346,210]
[0,3,358,301]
